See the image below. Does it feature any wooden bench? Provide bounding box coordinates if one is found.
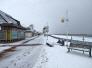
[48,35,92,57]
[67,41,92,57]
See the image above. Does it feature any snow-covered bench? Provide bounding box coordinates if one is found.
[57,39,65,46]
[67,41,92,57]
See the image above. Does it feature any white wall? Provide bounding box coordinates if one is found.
[25,32,33,38]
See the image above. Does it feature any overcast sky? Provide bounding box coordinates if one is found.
[0,0,92,34]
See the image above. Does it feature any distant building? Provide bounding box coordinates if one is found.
[0,10,26,43]
[25,24,41,38]
[25,24,35,38]
[25,30,33,38]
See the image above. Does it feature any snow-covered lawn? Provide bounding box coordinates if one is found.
[33,36,92,68]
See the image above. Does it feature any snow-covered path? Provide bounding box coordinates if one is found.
[0,45,44,68]
[0,35,44,68]
[33,36,92,68]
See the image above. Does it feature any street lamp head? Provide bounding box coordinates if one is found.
[61,17,65,23]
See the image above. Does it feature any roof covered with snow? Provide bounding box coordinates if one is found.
[0,10,26,29]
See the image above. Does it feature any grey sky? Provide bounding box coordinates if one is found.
[0,0,92,34]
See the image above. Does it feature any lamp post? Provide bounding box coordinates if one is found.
[61,9,69,23]
[61,9,69,46]
[43,23,49,45]
[46,23,49,44]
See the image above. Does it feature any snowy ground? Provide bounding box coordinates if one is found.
[0,46,43,68]
[33,36,92,68]
[0,35,92,68]
[0,35,44,68]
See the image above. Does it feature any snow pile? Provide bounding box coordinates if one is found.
[0,47,11,52]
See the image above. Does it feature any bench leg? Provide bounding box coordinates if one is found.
[83,50,84,54]
[67,48,70,52]
[89,48,91,57]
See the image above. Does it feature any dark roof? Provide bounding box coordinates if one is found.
[0,10,26,30]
